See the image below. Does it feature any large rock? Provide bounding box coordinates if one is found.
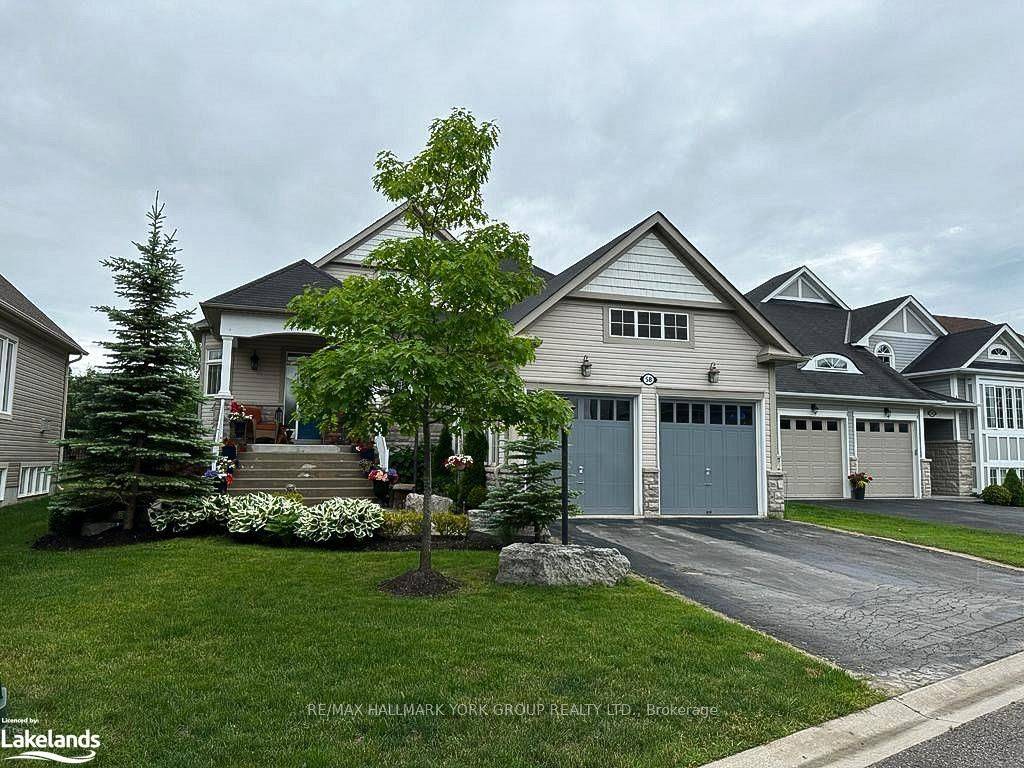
[496,543,630,586]
[405,493,453,514]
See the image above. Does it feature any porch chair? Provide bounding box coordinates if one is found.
[246,406,285,444]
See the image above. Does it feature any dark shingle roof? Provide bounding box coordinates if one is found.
[754,298,962,402]
[903,325,1008,374]
[202,260,342,311]
[0,273,85,353]
[745,266,804,305]
[848,296,909,342]
[934,314,994,334]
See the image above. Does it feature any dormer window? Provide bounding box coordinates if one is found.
[801,353,862,374]
[874,342,895,369]
[989,344,1011,360]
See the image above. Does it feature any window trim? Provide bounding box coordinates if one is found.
[605,306,693,345]
[0,328,19,416]
[800,353,863,374]
[873,342,896,369]
[204,346,223,396]
[17,462,53,499]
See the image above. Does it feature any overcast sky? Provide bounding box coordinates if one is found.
[2,1,1023,366]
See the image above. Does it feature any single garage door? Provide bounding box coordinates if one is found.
[659,400,758,515]
[565,395,635,515]
[856,420,916,497]
[780,417,844,499]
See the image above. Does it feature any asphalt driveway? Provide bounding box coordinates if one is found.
[572,518,1024,690]
[804,497,1024,535]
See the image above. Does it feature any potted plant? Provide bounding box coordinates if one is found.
[444,454,474,512]
[228,401,253,439]
[848,471,873,500]
[368,466,399,503]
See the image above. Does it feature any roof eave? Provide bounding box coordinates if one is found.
[0,300,86,355]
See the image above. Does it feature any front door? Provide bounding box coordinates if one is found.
[284,353,321,443]
[564,395,635,515]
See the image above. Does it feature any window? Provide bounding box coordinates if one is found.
[801,353,862,374]
[205,347,222,395]
[989,344,1011,360]
[873,342,895,369]
[583,397,630,422]
[661,401,753,427]
[0,332,17,414]
[780,418,792,430]
[608,308,689,341]
[487,430,502,465]
[827,420,839,431]
[985,385,1024,430]
[18,464,52,498]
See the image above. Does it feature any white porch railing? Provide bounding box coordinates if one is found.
[375,432,390,471]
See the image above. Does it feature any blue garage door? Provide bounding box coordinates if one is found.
[565,395,635,515]
[659,400,758,516]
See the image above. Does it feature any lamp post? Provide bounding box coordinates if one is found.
[561,427,569,545]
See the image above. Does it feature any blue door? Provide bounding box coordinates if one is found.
[285,353,321,443]
[565,395,635,515]
[659,400,757,515]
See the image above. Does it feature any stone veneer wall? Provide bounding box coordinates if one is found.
[926,440,975,496]
[767,470,786,518]
[920,458,932,497]
[642,469,660,515]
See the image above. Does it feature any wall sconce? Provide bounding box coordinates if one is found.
[579,355,593,378]
[707,362,720,384]
[883,407,892,418]
[250,351,260,371]
[811,404,819,415]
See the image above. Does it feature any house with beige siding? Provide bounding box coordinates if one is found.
[0,274,85,506]
[195,205,803,517]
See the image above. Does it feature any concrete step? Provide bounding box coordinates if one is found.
[235,466,367,478]
[231,477,374,490]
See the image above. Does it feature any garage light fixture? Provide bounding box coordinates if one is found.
[884,407,892,418]
[250,351,260,371]
[707,362,720,384]
[579,355,593,378]
[810,404,819,415]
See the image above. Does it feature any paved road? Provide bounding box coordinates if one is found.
[871,700,1024,767]
[573,519,1024,689]
[805,498,1024,536]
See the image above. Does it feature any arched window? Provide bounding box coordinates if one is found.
[801,353,862,374]
[874,342,895,369]
[989,344,1011,360]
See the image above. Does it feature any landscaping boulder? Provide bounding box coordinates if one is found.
[405,493,453,514]
[81,520,120,538]
[495,543,630,586]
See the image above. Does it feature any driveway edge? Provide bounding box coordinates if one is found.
[785,518,1024,572]
[701,650,1024,768]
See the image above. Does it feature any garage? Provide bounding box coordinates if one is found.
[659,400,758,515]
[856,420,916,497]
[780,417,845,499]
[564,395,635,515]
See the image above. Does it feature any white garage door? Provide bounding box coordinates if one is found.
[780,417,844,499]
[856,420,916,498]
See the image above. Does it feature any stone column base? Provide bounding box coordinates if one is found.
[920,457,932,497]
[767,470,786,519]
[642,469,660,516]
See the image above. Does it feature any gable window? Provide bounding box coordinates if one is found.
[609,308,689,342]
[874,342,895,369]
[205,347,223,395]
[989,344,1011,360]
[0,332,17,415]
[801,353,862,374]
[878,305,938,337]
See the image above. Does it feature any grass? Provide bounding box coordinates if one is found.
[787,502,1024,568]
[1,499,883,767]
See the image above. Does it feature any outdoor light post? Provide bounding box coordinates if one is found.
[561,427,569,545]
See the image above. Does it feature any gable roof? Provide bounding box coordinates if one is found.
[0,273,85,354]
[934,314,994,334]
[903,324,1024,374]
[752,298,955,402]
[748,265,850,309]
[745,267,804,304]
[313,202,458,267]
[847,296,909,343]
[507,212,801,358]
[202,260,342,312]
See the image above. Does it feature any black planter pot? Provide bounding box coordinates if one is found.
[852,486,866,500]
[372,480,391,503]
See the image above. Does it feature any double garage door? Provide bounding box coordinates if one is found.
[780,417,916,499]
[563,395,759,516]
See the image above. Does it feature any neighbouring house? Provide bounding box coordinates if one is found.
[0,273,86,506]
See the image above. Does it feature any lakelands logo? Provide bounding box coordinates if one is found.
[1,730,100,763]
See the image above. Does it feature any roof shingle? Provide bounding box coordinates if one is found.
[0,273,84,353]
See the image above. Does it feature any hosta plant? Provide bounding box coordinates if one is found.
[294,497,385,542]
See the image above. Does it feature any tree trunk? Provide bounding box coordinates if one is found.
[419,408,433,572]
[123,457,143,531]
[412,428,419,491]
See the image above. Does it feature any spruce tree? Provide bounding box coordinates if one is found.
[478,432,579,542]
[50,195,210,533]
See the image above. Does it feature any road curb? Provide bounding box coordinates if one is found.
[701,650,1024,768]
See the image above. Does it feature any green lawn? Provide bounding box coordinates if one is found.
[787,502,1024,568]
[1,499,882,767]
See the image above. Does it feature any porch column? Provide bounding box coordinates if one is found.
[217,336,234,398]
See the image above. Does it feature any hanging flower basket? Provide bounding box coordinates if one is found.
[444,454,474,472]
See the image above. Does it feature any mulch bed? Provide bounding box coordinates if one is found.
[33,527,173,551]
[379,567,462,597]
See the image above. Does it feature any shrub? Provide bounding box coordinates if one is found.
[402,510,424,537]
[465,484,488,510]
[981,484,1013,506]
[294,497,385,542]
[379,511,407,538]
[1003,469,1024,506]
[434,512,469,537]
[389,446,423,490]
[225,492,302,534]
[432,425,454,482]
[149,494,226,533]
[463,430,489,490]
